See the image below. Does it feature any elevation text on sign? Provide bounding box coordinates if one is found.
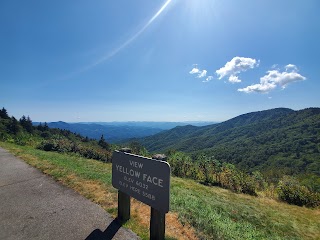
[112,151,170,213]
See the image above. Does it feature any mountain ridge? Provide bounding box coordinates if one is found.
[138,107,320,175]
[32,121,216,143]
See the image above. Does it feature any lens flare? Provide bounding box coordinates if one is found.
[83,0,172,71]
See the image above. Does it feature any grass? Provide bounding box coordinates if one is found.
[171,178,320,239]
[1,142,320,240]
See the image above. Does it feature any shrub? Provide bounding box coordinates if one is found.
[240,174,257,196]
[277,176,320,207]
[40,131,52,139]
[37,138,112,162]
[220,164,241,192]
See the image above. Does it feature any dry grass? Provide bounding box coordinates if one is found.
[131,199,198,240]
[61,174,117,209]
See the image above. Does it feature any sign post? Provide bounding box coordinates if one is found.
[117,189,130,223]
[150,154,168,240]
[150,208,165,240]
[117,148,132,223]
[112,150,170,239]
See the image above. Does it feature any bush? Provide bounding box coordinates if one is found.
[277,176,320,207]
[37,138,112,162]
[240,174,257,196]
[168,153,258,195]
[219,164,257,195]
[40,131,52,139]
[0,132,11,141]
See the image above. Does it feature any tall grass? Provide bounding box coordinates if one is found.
[171,178,320,239]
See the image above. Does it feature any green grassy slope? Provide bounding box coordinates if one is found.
[1,142,319,240]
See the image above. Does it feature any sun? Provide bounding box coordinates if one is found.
[183,0,218,21]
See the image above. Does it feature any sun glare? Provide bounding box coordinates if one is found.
[183,0,218,26]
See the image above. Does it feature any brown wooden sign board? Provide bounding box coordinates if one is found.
[112,151,170,213]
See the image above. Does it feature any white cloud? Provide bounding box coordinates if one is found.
[238,64,306,93]
[216,56,259,83]
[197,70,207,78]
[228,75,241,83]
[203,76,213,82]
[189,66,209,79]
[261,69,306,88]
[189,67,200,74]
[285,64,298,72]
[238,82,277,93]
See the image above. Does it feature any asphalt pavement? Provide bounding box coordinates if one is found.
[0,147,139,240]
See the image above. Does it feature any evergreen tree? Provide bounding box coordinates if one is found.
[43,122,49,131]
[19,115,33,133]
[7,117,20,135]
[37,122,44,131]
[0,107,10,119]
[19,115,27,130]
[25,116,33,133]
[82,136,89,142]
[98,134,110,150]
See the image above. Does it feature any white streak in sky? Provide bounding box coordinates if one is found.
[48,0,173,84]
[83,0,172,72]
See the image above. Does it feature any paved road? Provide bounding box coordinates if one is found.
[0,147,139,240]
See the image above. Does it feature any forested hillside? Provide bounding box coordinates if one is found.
[140,108,320,176]
[0,107,114,162]
[32,121,216,143]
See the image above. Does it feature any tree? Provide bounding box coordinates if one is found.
[198,156,212,184]
[37,122,43,131]
[0,107,10,119]
[43,122,49,131]
[82,136,90,142]
[19,115,33,133]
[98,134,110,150]
[129,141,147,155]
[211,159,222,184]
[7,117,20,135]
[252,171,267,191]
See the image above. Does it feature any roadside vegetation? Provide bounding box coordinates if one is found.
[1,142,319,240]
[1,107,320,239]
[166,151,320,208]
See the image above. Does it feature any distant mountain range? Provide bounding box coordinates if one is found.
[138,108,320,175]
[33,121,216,143]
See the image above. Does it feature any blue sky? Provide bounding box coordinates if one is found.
[1,0,319,122]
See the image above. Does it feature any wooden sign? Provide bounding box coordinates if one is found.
[112,150,170,213]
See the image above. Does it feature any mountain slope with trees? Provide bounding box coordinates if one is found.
[139,108,320,176]
[0,107,114,162]
[32,121,164,143]
[32,121,216,143]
